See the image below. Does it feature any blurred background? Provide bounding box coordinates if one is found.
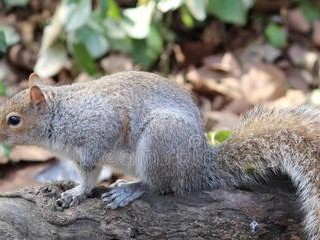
[0,0,319,192]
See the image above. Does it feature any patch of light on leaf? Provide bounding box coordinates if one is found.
[185,0,206,21]
[157,0,183,13]
[121,1,155,39]
[34,41,68,78]
[206,130,232,145]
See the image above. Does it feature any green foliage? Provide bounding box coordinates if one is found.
[0,82,7,96]
[300,2,320,22]
[3,0,29,7]
[35,0,257,77]
[72,41,100,76]
[180,5,194,28]
[206,130,232,145]
[131,24,164,68]
[0,31,6,56]
[265,23,287,48]
[207,0,252,25]
[0,26,20,57]
[0,26,20,47]
[0,144,11,158]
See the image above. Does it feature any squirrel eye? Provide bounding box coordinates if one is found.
[6,115,21,127]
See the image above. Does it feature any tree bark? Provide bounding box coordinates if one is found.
[0,178,304,240]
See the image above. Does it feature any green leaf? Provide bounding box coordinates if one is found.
[157,0,183,12]
[99,0,108,18]
[0,26,20,47]
[265,23,287,48]
[109,37,133,53]
[300,2,320,22]
[0,144,11,158]
[3,0,29,7]
[104,19,127,39]
[214,130,232,143]
[74,24,109,59]
[99,0,121,19]
[206,130,232,145]
[0,82,7,96]
[72,41,99,75]
[131,24,163,69]
[0,31,7,55]
[121,1,155,39]
[63,0,91,32]
[207,0,247,25]
[34,41,68,78]
[185,0,206,21]
[180,5,194,28]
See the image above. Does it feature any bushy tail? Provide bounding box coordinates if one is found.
[212,105,320,239]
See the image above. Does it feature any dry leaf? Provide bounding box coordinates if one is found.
[288,44,307,66]
[238,39,282,68]
[203,111,239,131]
[240,64,286,104]
[9,145,54,162]
[203,52,242,77]
[186,66,242,98]
[287,8,310,34]
[312,21,320,47]
[101,54,137,74]
[272,90,307,108]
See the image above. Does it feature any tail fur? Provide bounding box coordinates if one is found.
[213,105,320,239]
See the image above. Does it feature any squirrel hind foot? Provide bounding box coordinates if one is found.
[102,180,147,209]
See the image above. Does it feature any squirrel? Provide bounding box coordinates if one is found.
[0,71,319,239]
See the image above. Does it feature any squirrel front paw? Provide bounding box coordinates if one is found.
[101,180,146,209]
[56,186,87,208]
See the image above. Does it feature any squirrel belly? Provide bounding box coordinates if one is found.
[212,105,320,240]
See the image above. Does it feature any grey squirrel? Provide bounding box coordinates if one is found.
[0,71,319,239]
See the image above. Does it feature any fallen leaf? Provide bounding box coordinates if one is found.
[272,90,307,108]
[288,44,307,66]
[286,69,309,92]
[186,66,242,98]
[203,52,242,77]
[203,111,239,131]
[101,54,137,74]
[223,97,252,115]
[312,20,320,47]
[287,8,310,34]
[238,39,282,68]
[0,161,52,192]
[240,64,287,104]
[9,145,54,162]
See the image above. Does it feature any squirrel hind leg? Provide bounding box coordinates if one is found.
[134,111,207,195]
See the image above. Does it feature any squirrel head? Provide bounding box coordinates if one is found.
[0,73,50,145]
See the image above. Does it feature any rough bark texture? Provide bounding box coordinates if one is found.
[0,177,304,240]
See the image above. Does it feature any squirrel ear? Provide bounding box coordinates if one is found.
[30,85,46,105]
[28,72,44,87]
